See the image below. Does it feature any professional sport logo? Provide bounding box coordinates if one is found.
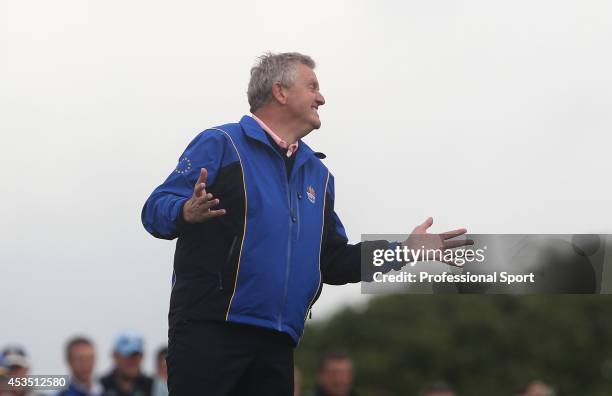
[306,185,316,204]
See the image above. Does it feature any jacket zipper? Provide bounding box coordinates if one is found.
[295,190,301,240]
[304,282,321,322]
[266,148,295,331]
[302,171,329,329]
[268,146,307,332]
[279,178,293,331]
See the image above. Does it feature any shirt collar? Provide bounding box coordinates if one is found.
[250,114,298,158]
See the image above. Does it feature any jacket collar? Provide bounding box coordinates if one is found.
[240,115,274,148]
[239,115,317,169]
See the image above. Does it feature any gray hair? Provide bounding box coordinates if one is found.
[247,52,316,113]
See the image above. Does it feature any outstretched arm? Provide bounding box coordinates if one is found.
[319,177,472,284]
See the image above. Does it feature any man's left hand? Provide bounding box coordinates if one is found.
[402,217,474,267]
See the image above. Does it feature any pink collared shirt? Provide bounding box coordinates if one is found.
[251,114,298,158]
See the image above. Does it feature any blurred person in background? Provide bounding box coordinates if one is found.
[100,331,153,396]
[523,380,555,396]
[312,351,356,396]
[419,382,456,396]
[150,347,167,396]
[1,346,29,378]
[58,336,102,396]
[0,354,6,376]
[294,366,302,396]
[0,346,36,396]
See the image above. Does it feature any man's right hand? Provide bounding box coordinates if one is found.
[182,168,227,224]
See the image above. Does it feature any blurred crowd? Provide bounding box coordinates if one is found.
[1,334,556,396]
[0,332,166,396]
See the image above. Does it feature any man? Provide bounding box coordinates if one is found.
[150,347,167,396]
[312,351,356,396]
[294,366,302,396]
[142,52,470,395]
[419,382,456,396]
[100,331,153,396]
[0,346,36,396]
[522,381,555,396]
[59,336,102,396]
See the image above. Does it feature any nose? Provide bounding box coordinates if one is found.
[316,92,325,106]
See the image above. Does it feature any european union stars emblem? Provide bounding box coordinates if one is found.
[175,157,192,174]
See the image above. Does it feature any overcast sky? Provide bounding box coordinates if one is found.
[1,0,611,378]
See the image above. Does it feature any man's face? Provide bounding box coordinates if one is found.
[525,383,552,396]
[156,354,167,380]
[283,63,325,134]
[318,359,353,396]
[68,343,95,383]
[8,365,28,377]
[113,351,142,379]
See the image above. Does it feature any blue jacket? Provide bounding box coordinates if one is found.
[142,116,391,343]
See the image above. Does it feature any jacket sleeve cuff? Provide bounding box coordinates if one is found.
[175,198,193,235]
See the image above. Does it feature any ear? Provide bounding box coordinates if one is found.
[271,82,288,105]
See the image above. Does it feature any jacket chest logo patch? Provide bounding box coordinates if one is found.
[306,185,316,204]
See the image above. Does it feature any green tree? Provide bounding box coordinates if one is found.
[296,295,612,396]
